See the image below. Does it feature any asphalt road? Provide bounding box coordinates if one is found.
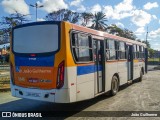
[0,66,160,120]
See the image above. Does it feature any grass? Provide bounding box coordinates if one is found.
[0,76,10,89]
[148,58,160,62]
[0,68,10,90]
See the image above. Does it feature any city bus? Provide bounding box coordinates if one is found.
[10,21,148,103]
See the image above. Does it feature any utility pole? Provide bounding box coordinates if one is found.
[30,3,44,21]
[146,26,148,48]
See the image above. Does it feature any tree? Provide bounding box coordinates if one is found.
[106,24,123,36]
[148,48,155,58]
[0,30,3,35]
[136,39,141,42]
[142,41,153,57]
[91,12,108,31]
[106,24,137,40]
[122,29,137,40]
[0,11,29,32]
[45,9,80,24]
[81,12,93,26]
[142,40,150,48]
[0,11,29,45]
[1,17,18,32]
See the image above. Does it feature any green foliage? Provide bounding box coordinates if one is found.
[81,12,93,26]
[91,12,108,31]
[106,24,123,35]
[136,39,141,42]
[122,29,137,40]
[0,11,29,32]
[45,9,80,24]
[106,24,136,40]
[148,48,155,58]
[142,40,150,48]
[0,30,3,35]
[148,58,160,62]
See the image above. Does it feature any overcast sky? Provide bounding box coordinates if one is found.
[0,0,160,50]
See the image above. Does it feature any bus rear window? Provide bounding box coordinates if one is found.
[13,24,59,53]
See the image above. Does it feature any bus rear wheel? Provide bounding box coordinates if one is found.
[111,75,119,96]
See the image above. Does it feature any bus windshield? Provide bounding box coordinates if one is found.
[13,24,59,54]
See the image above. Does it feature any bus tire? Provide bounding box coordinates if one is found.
[139,70,143,82]
[111,75,119,96]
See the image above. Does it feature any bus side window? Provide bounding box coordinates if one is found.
[72,33,78,46]
[119,42,126,59]
[141,46,144,58]
[71,32,93,62]
[115,41,119,60]
[72,33,78,61]
[133,45,137,59]
[139,46,142,59]
[108,39,116,60]
[137,45,139,59]
[105,39,110,60]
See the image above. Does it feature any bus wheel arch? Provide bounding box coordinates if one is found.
[110,73,120,96]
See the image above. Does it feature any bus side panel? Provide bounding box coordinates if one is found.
[136,61,142,78]
[105,62,118,92]
[76,72,94,102]
[118,61,128,85]
[62,22,77,102]
[139,61,145,74]
[67,67,77,102]
[142,60,145,74]
[133,59,140,79]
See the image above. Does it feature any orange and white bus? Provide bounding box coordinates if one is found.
[10,21,148,103]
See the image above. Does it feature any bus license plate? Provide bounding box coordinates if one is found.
[26,92,40,97]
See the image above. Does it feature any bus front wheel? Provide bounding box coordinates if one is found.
[111,75,119,96]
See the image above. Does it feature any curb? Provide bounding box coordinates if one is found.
[154,66,160,70]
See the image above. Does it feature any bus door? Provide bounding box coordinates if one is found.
[93,40,105,94]
[127,45,133,80]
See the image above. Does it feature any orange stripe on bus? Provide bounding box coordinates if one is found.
[106,60,127,63]
[77,62,94,66]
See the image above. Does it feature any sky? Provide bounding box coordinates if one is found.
[0,0,160,50]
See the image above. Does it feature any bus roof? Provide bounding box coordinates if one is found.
[68,22,146,47]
